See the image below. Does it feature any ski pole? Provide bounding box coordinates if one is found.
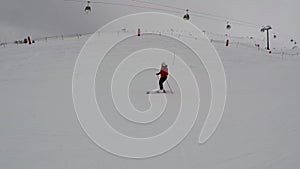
[166,79,174,94]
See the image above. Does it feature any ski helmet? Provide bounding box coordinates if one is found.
[161,62,167,67]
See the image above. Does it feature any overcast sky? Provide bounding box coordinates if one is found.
[0,0,299,47]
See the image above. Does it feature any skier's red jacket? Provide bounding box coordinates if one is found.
[158,66,168,77]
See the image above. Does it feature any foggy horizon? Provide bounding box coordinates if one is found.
[0,0,299,48]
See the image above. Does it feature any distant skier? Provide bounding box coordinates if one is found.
[156,62,168,93]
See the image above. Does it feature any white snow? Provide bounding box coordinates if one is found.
[0,34,300,168]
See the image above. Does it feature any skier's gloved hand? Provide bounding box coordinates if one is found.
[156,73,159,75]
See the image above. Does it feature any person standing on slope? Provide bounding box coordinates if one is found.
[156,62,168,93]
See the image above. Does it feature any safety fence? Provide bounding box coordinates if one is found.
[210,39,300,59]
[1,29,299,58]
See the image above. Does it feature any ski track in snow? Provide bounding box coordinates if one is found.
[0,36,300,169]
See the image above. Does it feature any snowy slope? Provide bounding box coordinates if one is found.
[0,35,300,169]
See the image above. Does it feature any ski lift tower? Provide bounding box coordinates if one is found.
[261,25,272,50]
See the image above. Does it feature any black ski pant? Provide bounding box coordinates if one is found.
[159,76,167,90]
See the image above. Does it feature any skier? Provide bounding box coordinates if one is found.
[156,62,168,93]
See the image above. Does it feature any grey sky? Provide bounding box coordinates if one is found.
[0,0,299,47]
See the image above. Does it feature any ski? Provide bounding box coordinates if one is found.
[146,89,171,94]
